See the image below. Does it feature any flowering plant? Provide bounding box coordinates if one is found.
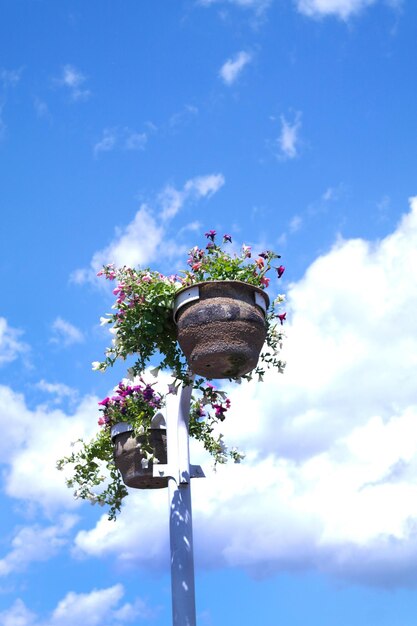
[93,231,286,384]
[58,232,286,519]
[58,377,244,519]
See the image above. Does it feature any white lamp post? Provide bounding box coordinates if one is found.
[153,377,204,626]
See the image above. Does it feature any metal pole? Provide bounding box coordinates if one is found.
[166,380,197,626]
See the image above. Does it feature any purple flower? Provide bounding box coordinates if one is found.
[213,404,227,420]
[277,265,285,278]
[206,242,215,250]
[277,312,286,325]
[98,397,110,406]
[205,230,216,241]
[258,250,269,259]
[223,234,232,243]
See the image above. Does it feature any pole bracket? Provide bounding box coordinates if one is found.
[153,464,205,483]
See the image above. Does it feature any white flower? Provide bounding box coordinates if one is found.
[100,316,112,326]
[92,361,104,371]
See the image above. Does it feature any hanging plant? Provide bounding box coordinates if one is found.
[58,232,286,519]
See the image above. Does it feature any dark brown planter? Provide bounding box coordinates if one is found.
[174,280,270,379]
[112,423,168,489]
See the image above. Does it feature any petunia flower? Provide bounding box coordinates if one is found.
[277,265,285,278]
[205,230,216,241]
[277,312,286,325]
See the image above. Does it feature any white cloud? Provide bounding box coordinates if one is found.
[0,585,154,626]
[0,599,36,626]
[199,0,271,14]
[50,318,84,346]
[59,65,90,101]
[35,380,76,404]
[0,318,28,366]
[93,129,117,156]
[183,173,225,202]
[0,516,77,576]
[278,112,302,159]
[219,51,252,85]
[88,205,164,272]
[0,68,22,88]
[73,196,417,587]
[289,214,302,232]
[0,386,100,511]
[124,131,147,151]
[33,97,49,118]
[93,128,147,156]
[295,0,376,19]
[72,174,225,282]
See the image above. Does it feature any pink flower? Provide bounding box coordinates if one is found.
[277,265,285,278]
[142,274,152,283]
[242,244,251,258]
[192,262,202,271]
[277,312,286,325]
[260,276,270,287]
[255,258,264,269]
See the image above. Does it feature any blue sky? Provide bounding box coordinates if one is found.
[1,0,417,624]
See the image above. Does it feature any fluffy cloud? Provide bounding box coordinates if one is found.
[0,516,77,576]
[0,318,28,365]
[294,0,398,19]
[50,318,84,346]
[200,0,395,19]
[58,64,90,101]
[0,385,99,512]
[199,0,271,13]
[35,380,76,402]
[277,112,302,159]
[0,585,154,626]
[93,128,148,156]
[71,174,225,282]
[73,196,417,587]
[219,51,252,85]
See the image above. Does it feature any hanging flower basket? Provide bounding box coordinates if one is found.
[173,280,270,379]
[111,421,168,489]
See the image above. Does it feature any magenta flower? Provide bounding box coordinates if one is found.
[98,397,110,406]
[205,230,216,241]
[277,265,285,278]
[223,234,232,243]
[277,312,286,325]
